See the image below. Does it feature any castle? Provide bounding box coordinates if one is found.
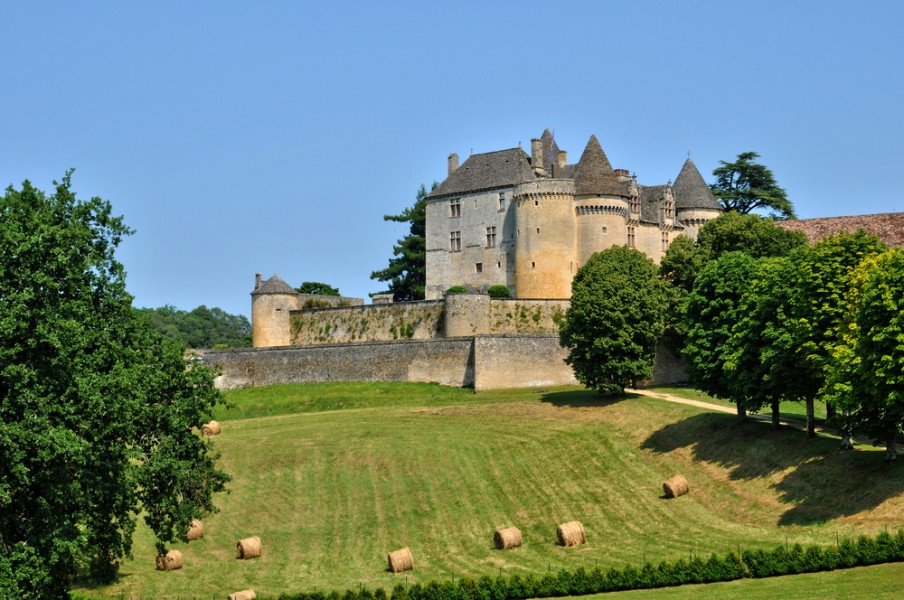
[424,129,723,299]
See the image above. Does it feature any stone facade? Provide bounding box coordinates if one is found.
[424,129,723,299]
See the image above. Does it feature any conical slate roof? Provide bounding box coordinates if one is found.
[251,274,297,295]
[538,128,561,173]
[426,148,534,199]
[573,135,626,196]
[672,158,722,210]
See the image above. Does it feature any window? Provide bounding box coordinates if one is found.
[665,201,674,220]
[630,197,639,214]
[450,198,461,218]
[450,231,461,252]
[486,226,496,248]
[662,231,669,251]
[475,262,483,273]
[627,226,636,248]
[498,192,506,210]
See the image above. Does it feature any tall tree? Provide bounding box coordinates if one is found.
[295,281,341,296]
[683,252,760,422]
[711,151,796,219]
[370,183,434,301]
[696,211,807,260]
[559,246,666,395]
[0,174,228,597]
[826,248,904,460]
[138,304,252,348]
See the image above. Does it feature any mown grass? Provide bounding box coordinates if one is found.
[80,382,904,599]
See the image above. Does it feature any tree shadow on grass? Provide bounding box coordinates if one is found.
[642,414,904,525]
[540,388,640,408]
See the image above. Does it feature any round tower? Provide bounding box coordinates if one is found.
[251,273,299,348]
[513,179,575,298]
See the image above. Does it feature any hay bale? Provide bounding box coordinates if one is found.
[154,550,183,571]
[201,420,221,436]
[236,536,262,559]
[493,526,522,550]
[663,475,689,498]
[228,590,257,600]
[387,547,414,573]
[187,519,204,541]
[556,521,586,547]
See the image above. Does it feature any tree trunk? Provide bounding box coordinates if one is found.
[806,397,816,438]
[736,403,747,424]
[839,410,854,450]
[826,402,836,420]
[771,399,780,430]
[885,433,897,462]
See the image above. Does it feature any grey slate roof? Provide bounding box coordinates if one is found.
[672,158,722,210]
[639,185,667,225]
[573,135,628,196]
[426,148,535,199]
[251,274,297,295]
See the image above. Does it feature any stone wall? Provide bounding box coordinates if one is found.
[487,299,568,334]
[204,338,474,389]
[202,333,686,392]
[290,301,444,345]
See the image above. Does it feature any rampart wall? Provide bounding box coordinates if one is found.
[290,300,445,345]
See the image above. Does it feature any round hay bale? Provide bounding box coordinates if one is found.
[201,420,221,436]
[556,521,586,547]
[187,519,204,541]
[154,550,183,571]
[228,590,257,600]
[663,475,689,498]
[236,536,262,559]
[387,547,414,573]
[493,526,522,550]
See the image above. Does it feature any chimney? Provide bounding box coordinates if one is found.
[531,138,545,176]
[614,168,630,181]
[558,150,567,169]
[255,273,262,290]
[448,153,459,176]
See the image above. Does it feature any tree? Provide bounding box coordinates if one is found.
[659,234,709,293]
[826,248,904,460]
[138,304,252,348]
[696,211,807,260]
[295,281,340,296]
[0,174,228,597]
[710,151,796,219]
[559,246,666,395]
[370,183,435,301]
[683,252,760,422]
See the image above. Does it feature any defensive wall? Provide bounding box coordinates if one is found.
[206,292,687,391]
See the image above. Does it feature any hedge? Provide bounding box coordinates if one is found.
[275,530,904,600]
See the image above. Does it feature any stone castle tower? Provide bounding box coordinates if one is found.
[424,129,722,299]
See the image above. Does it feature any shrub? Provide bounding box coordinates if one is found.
[445,285,469,295]
[486,285,511,298]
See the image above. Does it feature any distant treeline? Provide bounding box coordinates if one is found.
[137,305,251,349]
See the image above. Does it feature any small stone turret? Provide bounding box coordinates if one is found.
[251,274,299,347]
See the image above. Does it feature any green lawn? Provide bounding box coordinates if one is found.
[78,382,904,599]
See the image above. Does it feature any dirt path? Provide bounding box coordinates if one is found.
[627,387,739,414]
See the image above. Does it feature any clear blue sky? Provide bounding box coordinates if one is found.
[3,1,902,318]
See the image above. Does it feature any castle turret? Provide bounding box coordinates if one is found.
[573,135,631,266]
[672,158,723,240]
[251,274,299,347]
[513,179,575,298]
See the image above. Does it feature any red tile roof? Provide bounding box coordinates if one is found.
[776,213,904,247]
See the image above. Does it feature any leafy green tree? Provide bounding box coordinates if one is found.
[0,174,228,597]
[370,183,435,301]
[724,256,792,429]
[295,281,341,296]
[696,211,807,260]
[826,248,904,460]
[138,304,252,348]
[683,252,760,422]
[711,151,796,219]
[559,246,666,395]
[659,234,709,293]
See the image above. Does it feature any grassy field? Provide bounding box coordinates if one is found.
[79,382,904,598]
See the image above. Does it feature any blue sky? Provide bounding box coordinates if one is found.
[3,1,902,318]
